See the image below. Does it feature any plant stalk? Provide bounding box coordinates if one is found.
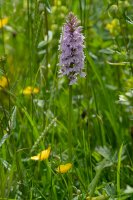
[68,84,73,199]
[68,85,72,161]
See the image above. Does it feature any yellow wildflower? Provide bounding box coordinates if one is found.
[56,163,72,173]
[0,76,8,89]
[0,17,8,29]
[31,147,51,161]
[22,86,39,95]
[106,19,120,35]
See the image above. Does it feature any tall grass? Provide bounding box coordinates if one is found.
[0,0,133,199]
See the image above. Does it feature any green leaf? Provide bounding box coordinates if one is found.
[10,106,17,131]
[95,146,112,160]
[45,0,51,13]
[0,133,9,148]
[0,158,11,171]
[22,107,39,139]
[38,31,53,48]
[38,40,47,48]
[124,185,133,194]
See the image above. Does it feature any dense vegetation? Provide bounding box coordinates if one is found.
[0,0,133,199]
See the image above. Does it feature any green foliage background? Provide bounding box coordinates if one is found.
[0,0,133,199]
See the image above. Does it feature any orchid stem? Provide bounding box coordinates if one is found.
[68,84,73,199]
[68,85,72,161]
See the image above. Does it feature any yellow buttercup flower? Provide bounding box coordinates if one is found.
[106,19,120,35]
[33,87,39,94]
[0,76,8,89]
[0,17,8,29]
[56,163,72,173]
[31,147,51,161]
[22,86,39,95]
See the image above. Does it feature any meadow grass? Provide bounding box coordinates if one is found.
[0,0,133,199]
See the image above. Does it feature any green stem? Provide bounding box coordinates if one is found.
[44,6,49,82]
[117,144,123,200]
[68,85,72,161]
[68,85,73,199]
[89,159,106,197]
